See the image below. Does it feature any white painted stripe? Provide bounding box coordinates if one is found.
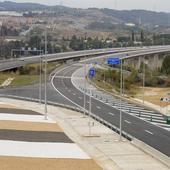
[78,97,82,99]
[143,118,166,123]
[124,120,131,124]
[133,114,164,120]
[152,122,170,127]
[145,130,154,135]
[164,128,170,131]
[96,106,101,109]
[0,114,55,123]
[0,140,90,159]
[73,93,76,96]
[108,112,115,116]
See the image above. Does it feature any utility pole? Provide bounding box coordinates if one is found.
[39,56,42,104]
[84,59,87,117]
[44,28,48,120]
[120,59,123,141]
[143,56,145,105]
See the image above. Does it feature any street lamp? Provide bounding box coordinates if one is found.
[142,56,148,105]
[84,58,87,117]
[44,28,48,120]
[120,59,123,141]
[39,56,42,104]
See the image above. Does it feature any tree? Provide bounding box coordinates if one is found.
[69,35,84,51]
[162,55,170,74]
[132,30,135,42]
[141,30,144,42]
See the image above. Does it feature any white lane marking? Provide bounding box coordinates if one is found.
[96,106,101,109]
[145,130,154,135]
[0,140,90,159]
[0,114,55,123]
[124,120,131,124]
[108,112,115,116]
[78,97,82,99]
[73,93,76,96]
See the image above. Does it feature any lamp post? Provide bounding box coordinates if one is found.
[44,28,48,120]
[39,56,42,104]
[84,59,87,117]
[143,56,146,105]
[119,59,123,141]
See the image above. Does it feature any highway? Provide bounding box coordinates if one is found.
[51,64,170,157]
[0,47,131,71]
[1,46,170,157]
[1,45,170,71]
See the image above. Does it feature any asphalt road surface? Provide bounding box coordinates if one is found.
[52,65,170,157]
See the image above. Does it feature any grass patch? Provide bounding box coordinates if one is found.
[0,73,11,84]
[0,62,60,88]
[11,75,39,87]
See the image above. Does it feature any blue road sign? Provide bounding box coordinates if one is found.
[89,68,95,77]
[107,58,120,65]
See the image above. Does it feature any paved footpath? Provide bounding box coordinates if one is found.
[0,101,100,170]
[0,98,169,170]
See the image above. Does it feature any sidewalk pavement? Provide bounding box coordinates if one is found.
[0,97,169,170]
[0,99,100,170]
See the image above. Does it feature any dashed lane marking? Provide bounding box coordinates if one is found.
[108,112,115,116]
[145,130,154,135]
[96,106,101,109]
[124,120,132,124]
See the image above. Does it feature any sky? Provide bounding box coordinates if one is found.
[8,0,170,13]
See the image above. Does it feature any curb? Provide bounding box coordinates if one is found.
[132,139,170,168]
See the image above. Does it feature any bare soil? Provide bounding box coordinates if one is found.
[0,157,101,170]
[136,87,170,107]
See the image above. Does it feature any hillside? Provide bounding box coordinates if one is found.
[0,1,47,11]
[1,1,170,38]
[1,1,170,28]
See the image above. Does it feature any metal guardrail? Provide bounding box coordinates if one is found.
[0,94,133,141]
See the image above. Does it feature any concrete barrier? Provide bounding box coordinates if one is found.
[132,138,170,168]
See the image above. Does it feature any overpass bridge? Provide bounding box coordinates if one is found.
[1,45,170,71]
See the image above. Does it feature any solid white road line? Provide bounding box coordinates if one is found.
[145,130,154,135]
[0,140,90,159]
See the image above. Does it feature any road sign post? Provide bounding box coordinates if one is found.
[160,97,169,115]
[107,58,120,65]
[89,68,95,77]
[107,57,122,141]
[88,65,95,136]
